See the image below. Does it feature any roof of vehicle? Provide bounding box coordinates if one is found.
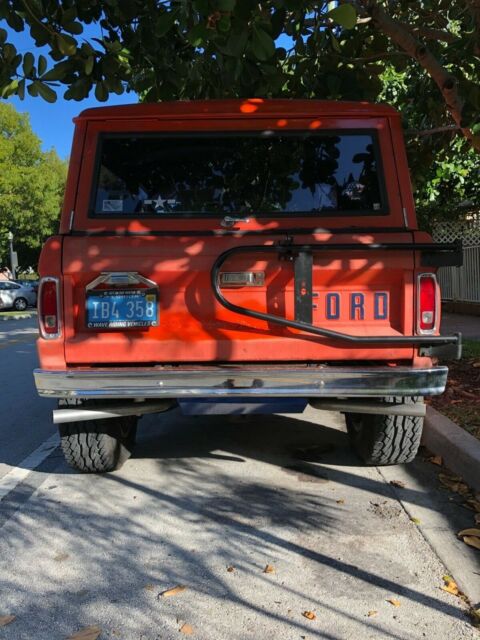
[76,99,399,121]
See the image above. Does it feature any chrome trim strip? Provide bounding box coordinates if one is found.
[37,277,62,340]
[417,272,440,335]
[34,366,448,399]
[86,271,157,290]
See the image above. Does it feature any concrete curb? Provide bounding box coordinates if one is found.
[422,406,480,492]
[0,313,34,321]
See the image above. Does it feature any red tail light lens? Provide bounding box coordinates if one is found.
[418,274,437,333]
[39,277,61,338]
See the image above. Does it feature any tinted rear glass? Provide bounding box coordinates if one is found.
[91,132,386,217]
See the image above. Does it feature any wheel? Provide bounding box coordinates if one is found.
[59,416,138,473]
[345,397,424,466]
[14,297,27,311]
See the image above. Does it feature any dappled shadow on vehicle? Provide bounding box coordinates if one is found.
[0,409,474,639]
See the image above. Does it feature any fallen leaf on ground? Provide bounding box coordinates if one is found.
[160,585,187,598]
[144,584,155,591]
[429,455,443,466]
[410,517,421,525]
[441,576,459,596]
[458,528,480,537]
[179,623,194,635]
[227,566,235,573]
[386,598,401,607]
[67,626,101,640]
[367,610,378,617]
[390,480,406,489]
[465,498,480,512]
[470,608,480,627]
[0,616,15,627]
[336,499,345,504]
[302,611,316,620]
[438,474,470,495]
[263,564,275,574]
[462,535,480,550]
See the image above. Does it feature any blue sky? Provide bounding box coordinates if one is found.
[4,24,138,159]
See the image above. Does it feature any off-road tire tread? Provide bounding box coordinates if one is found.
[345,397,424,466]
[60,417,137,473]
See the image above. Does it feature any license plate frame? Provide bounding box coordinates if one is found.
[86,287,159,329]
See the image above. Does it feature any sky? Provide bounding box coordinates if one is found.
[4,23,138,160]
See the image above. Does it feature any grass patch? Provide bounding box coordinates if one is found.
[0,310,35,318]
[462,339,480,359]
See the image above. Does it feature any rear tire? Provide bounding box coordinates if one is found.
[59,416,137,473]
[14,297,27,311]
[345,397,424,466]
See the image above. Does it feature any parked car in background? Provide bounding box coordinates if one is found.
[15,279,39,294]
[0,281,37,310]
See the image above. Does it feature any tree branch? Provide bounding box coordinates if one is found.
[408,26,458,44]
[364,2,479,151]
[405,125,460,137]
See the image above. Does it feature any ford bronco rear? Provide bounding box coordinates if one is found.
[33,99,462,473]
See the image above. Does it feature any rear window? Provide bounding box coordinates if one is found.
[91,131,387,217]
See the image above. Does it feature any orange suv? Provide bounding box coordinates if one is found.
[34,99,462,473]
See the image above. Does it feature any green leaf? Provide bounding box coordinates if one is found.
[84,56,95,75]
[155,11,176,37]
[41,61,71,81]
[56,34,77,56]
[95,81,109,102]
[38,54,47,76]
[30,22,50,46]
[60,7,77,25]
[0,28,7,45]
[22,52,35,76]
[330,32,341,52]
[0,79,18,98]
[187,24,208,47]
[63,22,83,35]
[6,11,23,32]
[27,82,39,97]
[216,0,236,10]
[224,30,248,56]
[35,81,57,103]
[218,16,231,32]
[251,26,275,61]
[193,0,209,14]
[327,4,357,30]
[17,78,25,100]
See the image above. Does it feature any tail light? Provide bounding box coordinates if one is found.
[417,273,438,334]
[38,277,61,339]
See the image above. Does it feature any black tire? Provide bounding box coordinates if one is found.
[345,397,424,466]
[14,297,28,311]
[59,416,137,473]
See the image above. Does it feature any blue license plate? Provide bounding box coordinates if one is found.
[86,288,158,329]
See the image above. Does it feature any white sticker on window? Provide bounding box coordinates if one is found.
[373,203,381,211]
[102,199,124,212]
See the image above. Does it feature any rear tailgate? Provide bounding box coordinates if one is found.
[62,232,415,364]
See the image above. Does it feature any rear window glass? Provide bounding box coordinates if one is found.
[91,132,387,217]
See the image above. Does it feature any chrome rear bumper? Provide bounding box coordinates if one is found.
[34,365,448,399]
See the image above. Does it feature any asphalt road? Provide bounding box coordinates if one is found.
[0,318,478,640]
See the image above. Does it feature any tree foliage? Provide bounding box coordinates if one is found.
[0,102,67,269]
[0,1,480,150]
[0,1,479,235]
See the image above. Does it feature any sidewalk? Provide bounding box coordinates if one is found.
[440,312,480,339]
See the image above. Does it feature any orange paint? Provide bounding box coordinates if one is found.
[39,99,437,371]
